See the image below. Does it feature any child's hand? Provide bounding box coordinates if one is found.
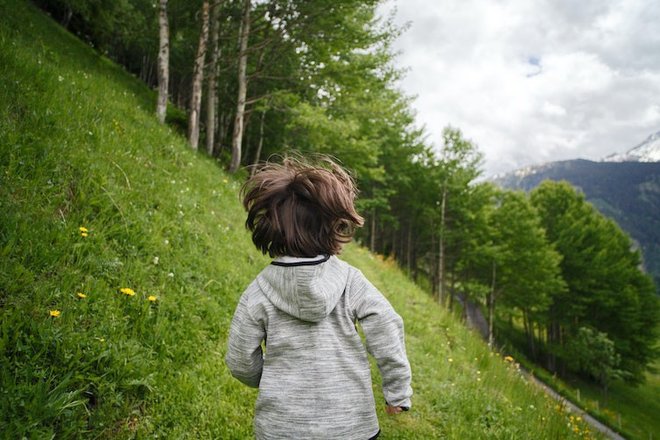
[385,404,408,415]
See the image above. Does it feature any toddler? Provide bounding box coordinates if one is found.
[225,157,412,439]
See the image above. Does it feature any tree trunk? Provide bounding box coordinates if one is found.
[156,0,170,124]
[62,7,73,28]
[523,310,536,359]
[488,261,496,348]
[431,232,437,298]
[219,110,230,150]
[448,270,456,311]
[437,184,447,303]
[205,1,221,155]
[188,0,211,150]
[406,221,412,274]
[412,244,418,282]
[250,110,266,176]
[547,318,559,372]
[229,0,251,172]
[370,208,376,251]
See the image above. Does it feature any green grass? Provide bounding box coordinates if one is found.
[1,1,599,438]
[519,357,660,440]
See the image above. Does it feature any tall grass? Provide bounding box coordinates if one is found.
[1,1,596,438]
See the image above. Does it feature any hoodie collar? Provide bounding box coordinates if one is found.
[271,254,330,267]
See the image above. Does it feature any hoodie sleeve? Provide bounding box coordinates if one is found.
[225,292,265,388]
[350,270,413,409]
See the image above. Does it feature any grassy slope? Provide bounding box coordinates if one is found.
[521,359,660,440]
[1,2,595,438]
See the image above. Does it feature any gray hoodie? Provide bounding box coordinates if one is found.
[225,255,413,440]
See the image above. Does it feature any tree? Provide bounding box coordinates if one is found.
[205,0,221,155]
[433,127,482,305]
[564,327,624,395]
[156,0,169,123]
[486,190,565,358]
[229,0,250,172]
[188,0,210,150]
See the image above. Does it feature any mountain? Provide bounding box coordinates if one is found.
[493,135,660,292]
[603,131,660,163]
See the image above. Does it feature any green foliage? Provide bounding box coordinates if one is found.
[530,181,660,383]
[564,327,625,389]
[487,190,565,321]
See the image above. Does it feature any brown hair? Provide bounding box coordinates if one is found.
[241,156,364,257]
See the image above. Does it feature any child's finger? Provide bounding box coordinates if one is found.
[385,405,403,415]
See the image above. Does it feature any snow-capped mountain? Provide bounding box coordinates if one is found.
[602,131,660,163]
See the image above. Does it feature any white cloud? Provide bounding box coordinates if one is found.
[541,102,567,118]
[379,0,660,176]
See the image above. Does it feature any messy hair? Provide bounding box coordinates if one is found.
[241,156,364,257]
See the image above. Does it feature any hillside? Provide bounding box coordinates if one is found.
[0,2,597,438]
[493,159,660,290]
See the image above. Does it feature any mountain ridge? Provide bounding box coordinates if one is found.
[603,130,660,163]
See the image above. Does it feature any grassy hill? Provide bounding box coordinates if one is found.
[1,2,596,438]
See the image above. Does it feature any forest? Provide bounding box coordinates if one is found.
[35,0,659,389]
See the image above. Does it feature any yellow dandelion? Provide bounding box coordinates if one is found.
[79,226,88,233]
[77,292,87,299]
[49,310,61,317]
[504,355,514,362]
[81,232,89,238]
[120,287,136,296]
[148,295,157,302]
[448,358,453,363]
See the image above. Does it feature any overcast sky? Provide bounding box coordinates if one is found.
[377,0,660,176]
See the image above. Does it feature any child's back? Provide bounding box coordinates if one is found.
[225,157,412,439]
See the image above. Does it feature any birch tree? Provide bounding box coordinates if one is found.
[229,0,251,172]
[188,0,210,150]
[156,0,169,123]
[205,0,221,155]
[434,127,482,305]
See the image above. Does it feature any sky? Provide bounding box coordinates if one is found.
[377,0,660,177]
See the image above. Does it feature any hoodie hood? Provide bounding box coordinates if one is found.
[256,255,349,322]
